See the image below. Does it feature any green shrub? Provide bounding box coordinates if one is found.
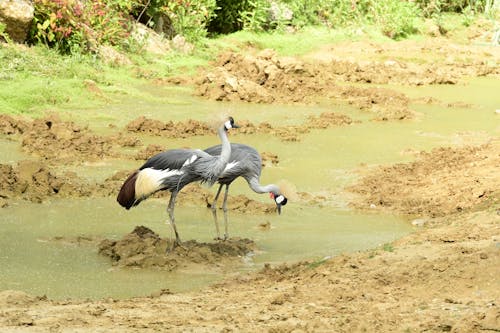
[369,0,421,39]
[413,0,489,16]
[159,0,217,41]
[29,0,133,53]
[207,0,250,34]
[0,22,11,42]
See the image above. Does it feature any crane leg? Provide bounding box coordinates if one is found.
[211,184,223,240]
[167,191,182,249]
[222,184,230,240]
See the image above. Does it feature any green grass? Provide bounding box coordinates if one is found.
[0,13,488,116]
[213,26,394,57]
[382,243,394,252]
[0,44,177,116]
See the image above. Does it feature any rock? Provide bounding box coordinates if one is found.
[411,218,427,227]
[172,35,193,54]
[97,45,132,66]
[269,1,293,23]
[131,23,171,55]
[0,0,34,43]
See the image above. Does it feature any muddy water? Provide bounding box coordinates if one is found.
[1,77,498,300]
[0,198,409,300]
[0,138,28,164]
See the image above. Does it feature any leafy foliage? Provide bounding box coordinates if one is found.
[413,0,489,17]
[29,0,133,53]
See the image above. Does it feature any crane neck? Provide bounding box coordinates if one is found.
[217,125,231,165]
[247,177,280,195]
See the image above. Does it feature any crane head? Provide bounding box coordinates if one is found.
[224,116,239,131]
[270,192,288,215]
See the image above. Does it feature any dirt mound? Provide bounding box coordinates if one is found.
[337,86,412,120]
[306,39,499,82]
[98,226,256,270]
[126,116,211,138]
[348,140,500,217]
[0,114,140,163]
[20,115,117,162]
[0,114,30,135]
[134,144,167,160]
[0,160,92,203]
[195,50,416,120]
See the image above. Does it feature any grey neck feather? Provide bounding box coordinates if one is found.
[248,177,280,194]
[217,125,231,164]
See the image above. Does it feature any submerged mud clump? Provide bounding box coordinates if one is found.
[126,116,211,138]
[98,226,256,270]
[236,111,354,142]
[348,140,500,217]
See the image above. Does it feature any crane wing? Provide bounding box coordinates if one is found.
[140,149,210,171]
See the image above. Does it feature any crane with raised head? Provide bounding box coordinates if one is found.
[204,143,288,240]
[117,116,239,247]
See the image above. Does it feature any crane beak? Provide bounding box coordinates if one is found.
[232,123,240,128]
[277,204,282,215]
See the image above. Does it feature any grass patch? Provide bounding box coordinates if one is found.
[214,26,393,56]
[382,243,395,252]
[0,44,172,116]
[308,256,331,269]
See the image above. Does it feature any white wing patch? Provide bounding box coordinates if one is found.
[182,154,198,167]
[135,168,183,198]
[223,161,239,172]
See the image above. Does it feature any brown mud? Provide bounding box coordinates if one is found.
[1,29,500,332]
[348,139,500,217]
[98,226,256,270]
[195,50,416,120]
[0,114,141,163]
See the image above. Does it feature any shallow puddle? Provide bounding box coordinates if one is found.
[0,198,410,300]
[0,138,28,164]
[1,76,498,300]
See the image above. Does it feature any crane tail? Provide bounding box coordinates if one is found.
[117,170,139,210]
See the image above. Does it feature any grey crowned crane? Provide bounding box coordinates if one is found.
[117,117,239,247]
[204,143,288,240]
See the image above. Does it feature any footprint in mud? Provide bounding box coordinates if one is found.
[98,226,257,271]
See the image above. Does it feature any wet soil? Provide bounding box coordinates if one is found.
[1,28,499,332]
[348,139,500,217]
[98,226,256,270]
[195,50,416,120]
[0,114,141,163]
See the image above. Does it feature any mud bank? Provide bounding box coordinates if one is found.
[195,50,416,120]
[348,140,500,217]
[0,114,140,163]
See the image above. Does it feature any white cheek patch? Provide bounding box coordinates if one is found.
[224,120,232,129]
[275,195,285,204]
